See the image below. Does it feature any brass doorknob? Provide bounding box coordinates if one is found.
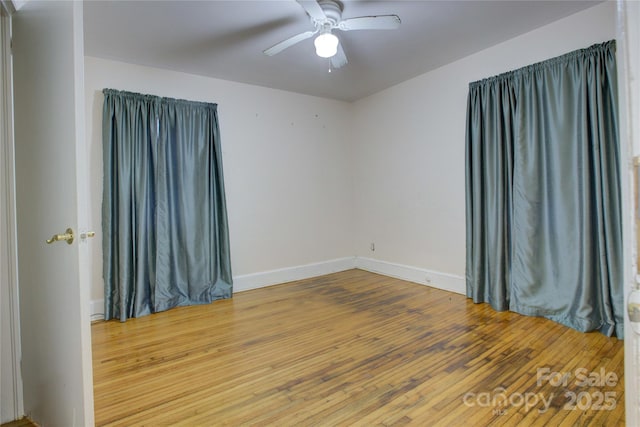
[46,228,74,245]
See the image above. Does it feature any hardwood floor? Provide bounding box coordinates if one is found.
[0,419,37,427]
[92,269,624,426]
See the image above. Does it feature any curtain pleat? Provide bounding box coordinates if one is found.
[102,89,232,321]
[465,41,623,337]
[466,77,516,311]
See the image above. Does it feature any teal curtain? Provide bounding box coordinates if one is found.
[466,41,623,337]
[102,89,232,321]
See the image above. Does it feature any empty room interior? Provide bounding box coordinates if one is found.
[2,0,640,426]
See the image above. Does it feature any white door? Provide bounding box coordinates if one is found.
[12,1,94,426]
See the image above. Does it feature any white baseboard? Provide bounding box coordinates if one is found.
[89,256,465,320]
[90,299,105,322]
[354,256,465,295]
[89,257,357,320]
[233,257,356,292]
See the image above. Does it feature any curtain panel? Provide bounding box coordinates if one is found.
[465,41,623,337]
[102,89,232,321]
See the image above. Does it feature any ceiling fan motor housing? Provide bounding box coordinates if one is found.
[315,0,344,28]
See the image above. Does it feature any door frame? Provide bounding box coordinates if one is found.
[619,0,640,425]
[0,2,23,423]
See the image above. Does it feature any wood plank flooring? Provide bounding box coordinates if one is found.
[0,419,37,427]
[91,269,624,426]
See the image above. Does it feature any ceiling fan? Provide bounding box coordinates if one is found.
[263,0,401,69]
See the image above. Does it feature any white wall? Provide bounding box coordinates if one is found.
[85,57,355,310]
[351,1,617,292]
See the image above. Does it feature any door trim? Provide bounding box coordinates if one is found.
[0,6,23,422]
[617,0,640,425]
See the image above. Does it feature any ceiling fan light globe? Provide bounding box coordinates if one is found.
[314,33,339,58]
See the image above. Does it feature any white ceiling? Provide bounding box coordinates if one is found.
[83,0,603,102]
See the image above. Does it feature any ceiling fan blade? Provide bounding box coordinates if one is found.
[331,43,348,69]
[338,15,401,31]
[263,30,317,56]
[296,0,326,22]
